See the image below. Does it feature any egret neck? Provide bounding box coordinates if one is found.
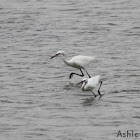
[61,52,71,66]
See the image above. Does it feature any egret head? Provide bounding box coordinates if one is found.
[77,78,88,85]
[81,78,88,83]
[50,50,65,59]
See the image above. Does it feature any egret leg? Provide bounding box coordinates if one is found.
[98,81,102,96]
[83,69,91,78]
[91,91,96,97]
[69,69,84,79]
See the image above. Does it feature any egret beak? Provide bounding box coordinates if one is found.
[77,81,84,85]
[50,53,60,59]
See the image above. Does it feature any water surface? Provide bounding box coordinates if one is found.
[0,0,140,139]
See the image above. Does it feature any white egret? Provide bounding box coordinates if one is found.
[50,50,95,79]
[78,75,103,97]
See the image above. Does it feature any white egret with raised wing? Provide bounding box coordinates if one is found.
[50,50,95,79]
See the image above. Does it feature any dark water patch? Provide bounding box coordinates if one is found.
[81,97,103,106]
[88,31,98,34]
[128,74,140,77]
[111,121,126,126]
[76,10,91,15]
[111,56,119,59]
[25,132,47,137]
[110,90,120,94]
[0,100,14,104]
[115,95,131,99]
[120,89,140,93]
[33,128,50,132]
[107,23,117,26]
[13,106,34,110]
[82,97,95,105]
[111,89,140,94]
[63,82,80,90]
[59,8,80,12]
[132,26,140,29]
[109,100,125,104]
[1,127,17,131]
[57,107,70,110]
[113,74,122,78]
[75,93,95,97]
[61,116,76,119]
[125,33,140,36]
[132,116,140,119]
[132,106,140,109]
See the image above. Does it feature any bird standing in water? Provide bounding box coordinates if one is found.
[50,50,95,79]
[78,75,103,97]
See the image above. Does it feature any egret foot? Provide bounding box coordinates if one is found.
[69,73,73,79]
[99,93,105,99]
[69,69,84,79]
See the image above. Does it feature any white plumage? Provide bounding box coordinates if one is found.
[69,55,94,69]
[50,50,95,79]
[78,75,103,97]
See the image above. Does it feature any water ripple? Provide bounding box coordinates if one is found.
[0,0,140,140]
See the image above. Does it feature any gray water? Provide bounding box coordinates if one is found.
[0,0,140,139]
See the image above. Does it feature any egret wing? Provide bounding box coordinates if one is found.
[71,55,95,68]
[89,75,100,87]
